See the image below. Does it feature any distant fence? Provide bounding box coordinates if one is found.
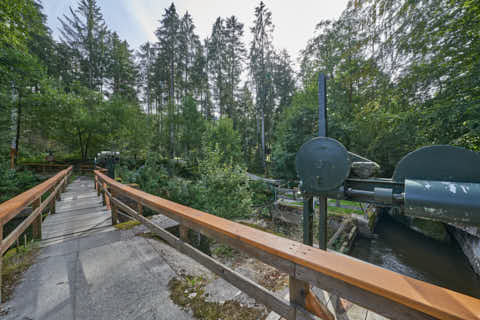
[94,169,480,320]
[19,162,93,174]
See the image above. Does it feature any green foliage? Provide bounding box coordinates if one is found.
[271,83,318,180]
[202,118,244,167]
[195,147,252,219]
[0,164,39,203]
[248,180,274,208]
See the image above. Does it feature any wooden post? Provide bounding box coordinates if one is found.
[137,202,143,216]
[289,276,333,320]
[110,189,118,225]
[179,225,189,242]
[32,198,42,240]
[102,183,107,206]
[50,189,56,215]
[0,221,3,303]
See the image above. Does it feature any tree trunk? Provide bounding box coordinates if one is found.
[260,106,266,172]
[169,57,175,161]
[13,95,22,166]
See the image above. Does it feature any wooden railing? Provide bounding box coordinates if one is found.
[0,166,72,302]
[95,169,480,320]
[20,162,94,174]
[20,163,70,173]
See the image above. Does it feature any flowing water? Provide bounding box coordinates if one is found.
[350,214,480,299]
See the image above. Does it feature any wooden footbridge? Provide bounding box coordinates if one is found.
[0,166,479,320]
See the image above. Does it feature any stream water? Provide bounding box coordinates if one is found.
[349,214,480,299]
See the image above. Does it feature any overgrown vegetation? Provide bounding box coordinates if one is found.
[169,275,265,320]
[0,163,40,203]
[1,243,39,302]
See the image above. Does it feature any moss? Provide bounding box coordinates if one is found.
[411,218,450,242]
[169,275,265,320]
[328,206,363,215]
[212,244,237,259]
[113,220,140,230]
[2,243,39,301]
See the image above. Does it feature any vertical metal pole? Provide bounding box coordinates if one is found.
[318,73,327,137]
[318,73,328,250]
[303,196,314,245]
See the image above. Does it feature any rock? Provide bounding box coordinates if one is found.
[448,226,480,276]
[389,209,451,243]
[188,292,197,299]
[350,161,380,178]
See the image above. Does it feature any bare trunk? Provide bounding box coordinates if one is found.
[13,96,22,166]
[169,57,175,161]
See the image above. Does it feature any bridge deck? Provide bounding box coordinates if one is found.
[1,176,192,320]
[41,176,112,244]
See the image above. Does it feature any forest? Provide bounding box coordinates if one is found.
[1,0,479,213]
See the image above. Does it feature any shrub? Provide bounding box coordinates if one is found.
[0,162,40,203]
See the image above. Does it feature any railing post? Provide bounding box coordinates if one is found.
[50,183,56,215]
[32,197,42,240]
[110,189,118,225]
[289,276,309,319]
[102,183,107,206]
[137,202,143,216]
[0,221,3,303]
[179,225,189,242]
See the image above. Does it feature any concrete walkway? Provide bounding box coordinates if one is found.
[1,176,387,320]
[41,176,111,245]
[1,176,193,320]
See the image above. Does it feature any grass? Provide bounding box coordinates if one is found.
[2,242,39,302]
[169,275,265,320]
[113,220,141,230]
[212,244,237,259]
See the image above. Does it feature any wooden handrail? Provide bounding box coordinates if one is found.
[0,166,72,303]
[94,170,480,320]
[0,167,72,225]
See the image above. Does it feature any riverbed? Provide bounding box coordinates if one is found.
[350,214,480,299]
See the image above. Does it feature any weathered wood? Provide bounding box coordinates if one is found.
[111,197,305,320]
[327,219,350,248]
[0,221,3,303]
[110,189,118,225]
[96,171,480,320]
[32,198,42,240]
[103,183,111,210]
[0,167,72,224]
[289,276,333,320]
[295,264,436,320]
[1,176,65,254]
[304,289,333,320]
[179,225,189,242]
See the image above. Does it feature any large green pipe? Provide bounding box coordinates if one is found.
[404,179,480,225]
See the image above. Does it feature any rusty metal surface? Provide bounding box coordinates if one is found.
[95,170,480,320]
[0,166,72,225]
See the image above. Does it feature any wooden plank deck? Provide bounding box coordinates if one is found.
[42,176,112,243]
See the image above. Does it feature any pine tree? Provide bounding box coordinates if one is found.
[224,16,246,125]
[208,17,227,116]
[107,32,137,101]
[249,1,275,171]
[58,0,110,93]
[137,41,156,114]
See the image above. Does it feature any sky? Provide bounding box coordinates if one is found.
[43,0,349,66]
